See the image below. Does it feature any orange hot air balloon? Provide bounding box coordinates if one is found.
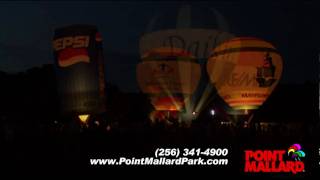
[207,37,283,113]
[137,47,201,115]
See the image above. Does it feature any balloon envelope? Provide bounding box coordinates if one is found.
[138,5,234,121]
[207,37,283,111]
[53,24,106,115]
[137,47,201,111]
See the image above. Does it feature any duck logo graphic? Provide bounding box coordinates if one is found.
[288,144,306,161]
[256,52,276,87]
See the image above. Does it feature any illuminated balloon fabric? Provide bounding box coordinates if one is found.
[207,37,283,110]
[53,25,106,114]
[137,47,201,111]
[141,5,234,60]
[139,29,232,112]
[139,5,234,113]
[140,29,234,61]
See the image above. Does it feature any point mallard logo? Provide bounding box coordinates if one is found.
[288,144,305,161]
[244,144,305,174]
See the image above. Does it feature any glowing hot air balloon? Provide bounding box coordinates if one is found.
[207,37,283,114]
[139,5,234,124]
[52,25,106,122]
[137,47,201,122]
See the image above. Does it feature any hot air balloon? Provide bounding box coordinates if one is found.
[52,25,106,124]
[137,47,201,123]
[138,5,234,124]
[207,37,283,116]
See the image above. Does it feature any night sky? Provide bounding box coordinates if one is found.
[0,1,318,92]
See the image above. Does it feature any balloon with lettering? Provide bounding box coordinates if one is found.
[52,25,106,115]
[141,4,234,61]
[137,47,201,114]
[207,37,283,113]
[140,29,233,62]
[138,5,234,122]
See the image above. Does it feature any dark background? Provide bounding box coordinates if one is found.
[0,1,319,177]
[0,1,318,91]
